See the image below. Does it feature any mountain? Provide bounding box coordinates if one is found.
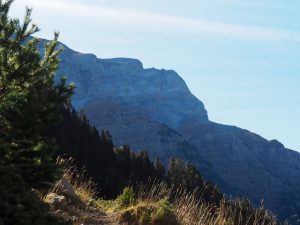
[41,40,300,220]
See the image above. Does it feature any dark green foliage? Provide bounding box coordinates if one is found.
[116,187,135,208]
[0,0,73,189]
[167,157,223,205]
[49,107,160,198]
[154,157,165,180]
[153,199,178,225]
[48,106,117,197]
[0,1,73,224]
[49,106,222,207]
[0,165,69,225]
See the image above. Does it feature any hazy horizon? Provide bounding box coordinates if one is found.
[10,0,300,151]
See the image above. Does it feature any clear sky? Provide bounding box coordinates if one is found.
[10,0,300,151]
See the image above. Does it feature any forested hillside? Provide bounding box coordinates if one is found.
[48,106,222,204]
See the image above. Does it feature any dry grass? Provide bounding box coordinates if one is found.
[136,180,171,203]
[133,181,288,225]
[41,157,114,225]
[42,159,289,225]
[174,189,289,225]
[56,157,98,206]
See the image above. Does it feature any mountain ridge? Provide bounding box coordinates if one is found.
[37,39,300,220]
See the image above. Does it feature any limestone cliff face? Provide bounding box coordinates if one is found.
[49,41,300,220]
[179,122,300,217]
[57,45,208,129]
[83,99,197,165]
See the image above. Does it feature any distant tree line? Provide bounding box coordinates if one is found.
[48,106,223,205]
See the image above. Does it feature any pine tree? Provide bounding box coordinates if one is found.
[154,157,165,178]
[0,0,74,189]
[167,157,187,189]
[0,1,73,224]
[185,161,203,190]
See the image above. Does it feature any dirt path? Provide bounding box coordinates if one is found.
[79,211,119,225]
[54,205,120,225]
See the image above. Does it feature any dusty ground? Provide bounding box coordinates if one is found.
[52,203,120,225]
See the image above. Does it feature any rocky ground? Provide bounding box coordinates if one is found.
[44,176,116,225]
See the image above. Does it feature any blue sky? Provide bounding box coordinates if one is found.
[10,0,300,151]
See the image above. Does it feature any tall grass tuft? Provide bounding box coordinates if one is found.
[134,181,288,225]
[43,160,289,225]
[52,157,98,206]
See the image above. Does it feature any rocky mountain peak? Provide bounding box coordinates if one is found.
[51,42,209,128]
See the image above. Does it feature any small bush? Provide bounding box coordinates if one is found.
[153,199,178,225]
[138,205,153,224]
[116,187,135,208]
[118,199,178,225]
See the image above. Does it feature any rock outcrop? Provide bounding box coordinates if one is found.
[45,193,67,210]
